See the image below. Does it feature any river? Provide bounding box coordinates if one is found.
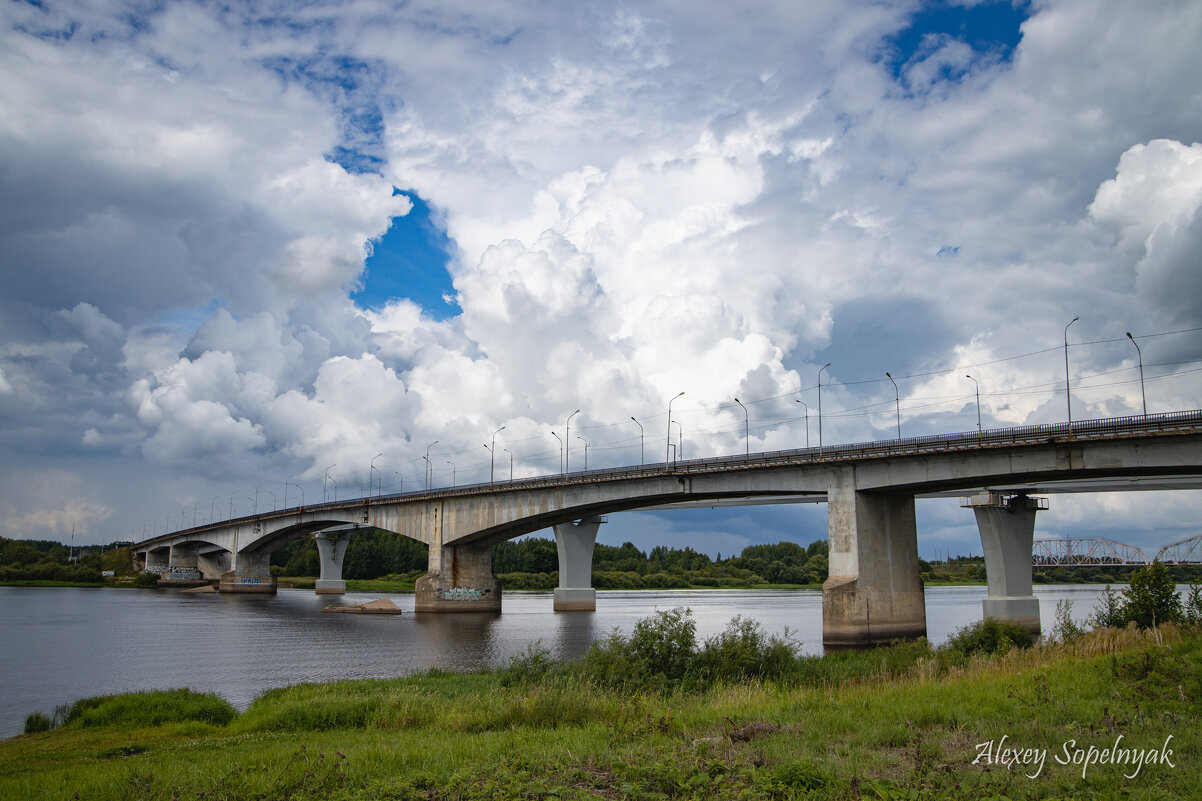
[0,584,1111,738]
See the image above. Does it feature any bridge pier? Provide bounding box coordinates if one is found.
[314,531,351,594]
[415,542,501,612]
[218,550,277,594]
[159,544,204,585]
[142,546,169,575]
[553,517,603,611]
[964,492,1045,635]
[196,550,230,580]
[823,469,926,647]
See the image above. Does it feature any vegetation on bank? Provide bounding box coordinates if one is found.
[7,565,1202,799]
[0,538,134,584]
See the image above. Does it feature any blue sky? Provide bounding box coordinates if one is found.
[1,0,1200,560]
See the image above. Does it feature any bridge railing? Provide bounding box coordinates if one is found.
[133,409,1202,547]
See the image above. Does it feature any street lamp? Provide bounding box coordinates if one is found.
[818,363,831,448]
[577,436,589,470]
[266,489,276,511]
[666,392,685,466]
[965,375,981,432]
[630,416,644,465]
[489,426,506,484]
[211,495,221,523]
[734,398,749,458]
[1064,316,1079,434]
[445,461,456,487]
[1126,332,1147,416]
[330,477,338,502]
[961,375,980,430]
[551,431,564,473]
[323,464,336,503]
[565,410,580,472]
[795,399,809,448]
[294,483,304,506]
[229,489,239,519]
[394,472,402,494]
[673,420,683,462]
[424,442,438,490]
[370,453,383,497]
[504,448,514,481]
[253,481,265,515]
[285,474,294,508]
[885,372,900,441]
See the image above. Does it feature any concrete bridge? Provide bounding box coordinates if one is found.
[132,410,1202,646]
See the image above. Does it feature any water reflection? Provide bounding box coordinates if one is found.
[0,584,1104,738]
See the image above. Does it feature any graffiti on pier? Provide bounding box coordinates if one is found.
[440,586,488,601]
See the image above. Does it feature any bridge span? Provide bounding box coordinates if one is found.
[133,411,1202,646]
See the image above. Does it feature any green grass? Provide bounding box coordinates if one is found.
[4,622,1198,799]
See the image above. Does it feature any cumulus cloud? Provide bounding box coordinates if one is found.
[2,0,1201,553]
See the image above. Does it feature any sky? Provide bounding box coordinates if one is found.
[1,0,1201,560]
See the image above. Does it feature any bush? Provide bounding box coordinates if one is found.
[628,607,696,682]
[23,712,52,734]
[1122,561,1183,628]
[132,571,161,588]
[1051,599,1085,642]
[942,617,1033,659]
[694,616,797,685]
[1184,583,1202,625]
[1091,584,1127,629]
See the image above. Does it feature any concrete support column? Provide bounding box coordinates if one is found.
[823,467,926,647]
[160,545,203,584]
[143,547,169,574]
[219,550,277,594]
[553,517,603,611]
[314,532,351,595]
[965,492,1046,635]
[196,551,230,580]
[415,543,500,612]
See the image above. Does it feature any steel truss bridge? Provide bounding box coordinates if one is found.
[1032,535,1202,567]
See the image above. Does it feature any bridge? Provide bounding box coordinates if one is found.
[1033,535,1202,566]
[133,410,1202,647]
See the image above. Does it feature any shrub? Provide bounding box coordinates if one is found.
[627,607,696,682]
[67,689,236,729]
[1091,584,1127,629]
[1122,561,1183,629]
[23,712,52,734]
[132,571,161,588]
[942,617,1033,659]
[694,616,797,685]
[1184,583,1202,625]
[1051,599,1085,642]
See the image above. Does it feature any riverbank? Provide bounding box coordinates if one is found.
[3,622,1196,799]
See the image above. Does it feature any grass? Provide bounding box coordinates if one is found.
[3,620,1198,799]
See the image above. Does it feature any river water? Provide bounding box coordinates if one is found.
[0,584,1110,738]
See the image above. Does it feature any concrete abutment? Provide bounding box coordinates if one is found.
[218,550,277,594]
[314,531,351,595]
[415,541,501,612]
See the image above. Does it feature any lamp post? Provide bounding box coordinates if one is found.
[666,392,684,466]
[577,436,589,469]
[734,397,749,458]
[211,495,221,523]
[394,472,402,494]
[965,375,981,432]
[504,448,513,481]
[565,410,580,472]
[229,489,239,519]
[424,441,438,490]
[795,399,809,448]
[294,484,304,506]
[551,431,564,473]
[1126,332,1147,416]
[370,453,383,497]
[285,474,294,508]
[266,490,276,511]
[1064,316,1079,434]
[489,426,506,484]
[323,464,336,503]
[253,481,265,515]
[330,478,337,502]
[673,420,683,462]
[630,416,644,465]
[885,372,900,441]
[817,363,831,448]
[445,461,455,487]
